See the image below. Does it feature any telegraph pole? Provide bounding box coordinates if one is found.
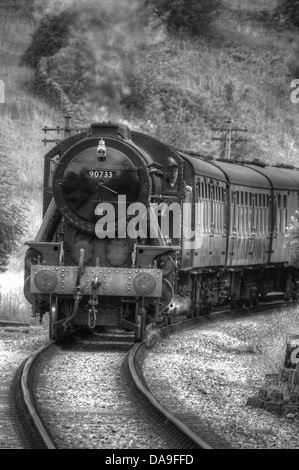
[42,115,87,145]
[212,118,248,159]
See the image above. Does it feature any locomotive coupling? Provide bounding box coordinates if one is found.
[88,306,97,329]
[87,275,101,329]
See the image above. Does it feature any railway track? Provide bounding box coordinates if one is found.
[11,299,291,449]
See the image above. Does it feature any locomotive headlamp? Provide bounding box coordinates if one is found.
[97,138,106,161]
[133,273,156,296]
[34,270,57,292]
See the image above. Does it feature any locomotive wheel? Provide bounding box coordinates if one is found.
[49,297,66,341]
[49,296,58,340]
[135,312,145,343]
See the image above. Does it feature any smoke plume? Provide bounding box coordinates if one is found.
[33,0,164,121]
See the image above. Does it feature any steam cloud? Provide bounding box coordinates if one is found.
[33,0,164,121]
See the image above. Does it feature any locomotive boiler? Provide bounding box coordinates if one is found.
[24,121,299,341]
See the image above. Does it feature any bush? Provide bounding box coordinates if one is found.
[21,12,71,67]
[276,0,299,28]
[0,152,27,270]
[285,211,299,267]
[146,0,221,36]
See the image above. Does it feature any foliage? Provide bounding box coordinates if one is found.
[21,12,71,67]
[285,211,299,267]
[146,0,222,36]
[0,151,27,270]
[276,0,299,28]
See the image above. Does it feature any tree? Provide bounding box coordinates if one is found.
[0,152,27,270]
[146,0,222,36]
[285,211,299,267]
[21,12,70,68]
[276,0,299,28]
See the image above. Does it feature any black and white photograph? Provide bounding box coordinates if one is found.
[0,0,299,454]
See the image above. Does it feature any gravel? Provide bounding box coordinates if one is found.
[0,323,48,449]
[143,316,299,449]
[35,346,172,449]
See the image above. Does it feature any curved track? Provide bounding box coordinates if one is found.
[14,300,289,449]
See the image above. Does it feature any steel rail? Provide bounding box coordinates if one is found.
[127,343,212,449]
[20,340,57,449]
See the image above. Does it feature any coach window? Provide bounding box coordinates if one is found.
[216,184,220,235]
[280,195,284,235]
[210,184,214,232]
[203,183,209,234]
[219,186,224,235]
[284,195,288,232]
[256,194,260,235]
[197,181,201,199]
[274,196,280,237]
[276,193,282,235]
[248,192,252,236]
[239,192,243,233]
[251,193,256,235]
[267,194,270,234]
[279,193,288,235]
[263,194,267,235]
[263,193,267,235]
[232,191,237,235]
[244,192,248,236]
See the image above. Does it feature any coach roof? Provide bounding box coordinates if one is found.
[244,165,299,190]
[179,152,227,182]
[215,160,271,189]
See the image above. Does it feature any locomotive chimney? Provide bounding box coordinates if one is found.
[90,122,131,140]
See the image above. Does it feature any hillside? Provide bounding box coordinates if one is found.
[23,0,299,164]
[0,1,62,321]
[0,0,299,322]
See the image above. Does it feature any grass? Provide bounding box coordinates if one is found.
[129,19,299,163]
[222,306,299,377]
[0,3,61,322]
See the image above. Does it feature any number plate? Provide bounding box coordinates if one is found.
[86,170,116,178]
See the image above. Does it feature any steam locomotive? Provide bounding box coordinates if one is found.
[24,121,299,341]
